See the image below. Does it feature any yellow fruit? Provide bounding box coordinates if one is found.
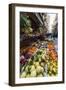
[21,66,24,71]
[34,62,40,67]
[41,67,44,72]
[49,71,51,74]
[30,70,36,77]
[50,66,53,71]
[25,66,29,72]
[38,74,43,77]
[21,72,26,78]
[26,74,30,78]
[40,62,44,67]
[42,54,45,60]
[39,58,41,62]
[30,65,35,72]
[36,66,44,74]
[53,68,56,72]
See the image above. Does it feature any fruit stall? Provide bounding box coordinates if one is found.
[20,12,58,78]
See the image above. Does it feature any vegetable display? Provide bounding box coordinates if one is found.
[20,13,58,78]
[20,42,58,78]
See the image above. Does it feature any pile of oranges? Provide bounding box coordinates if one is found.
[47,42,58,61]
